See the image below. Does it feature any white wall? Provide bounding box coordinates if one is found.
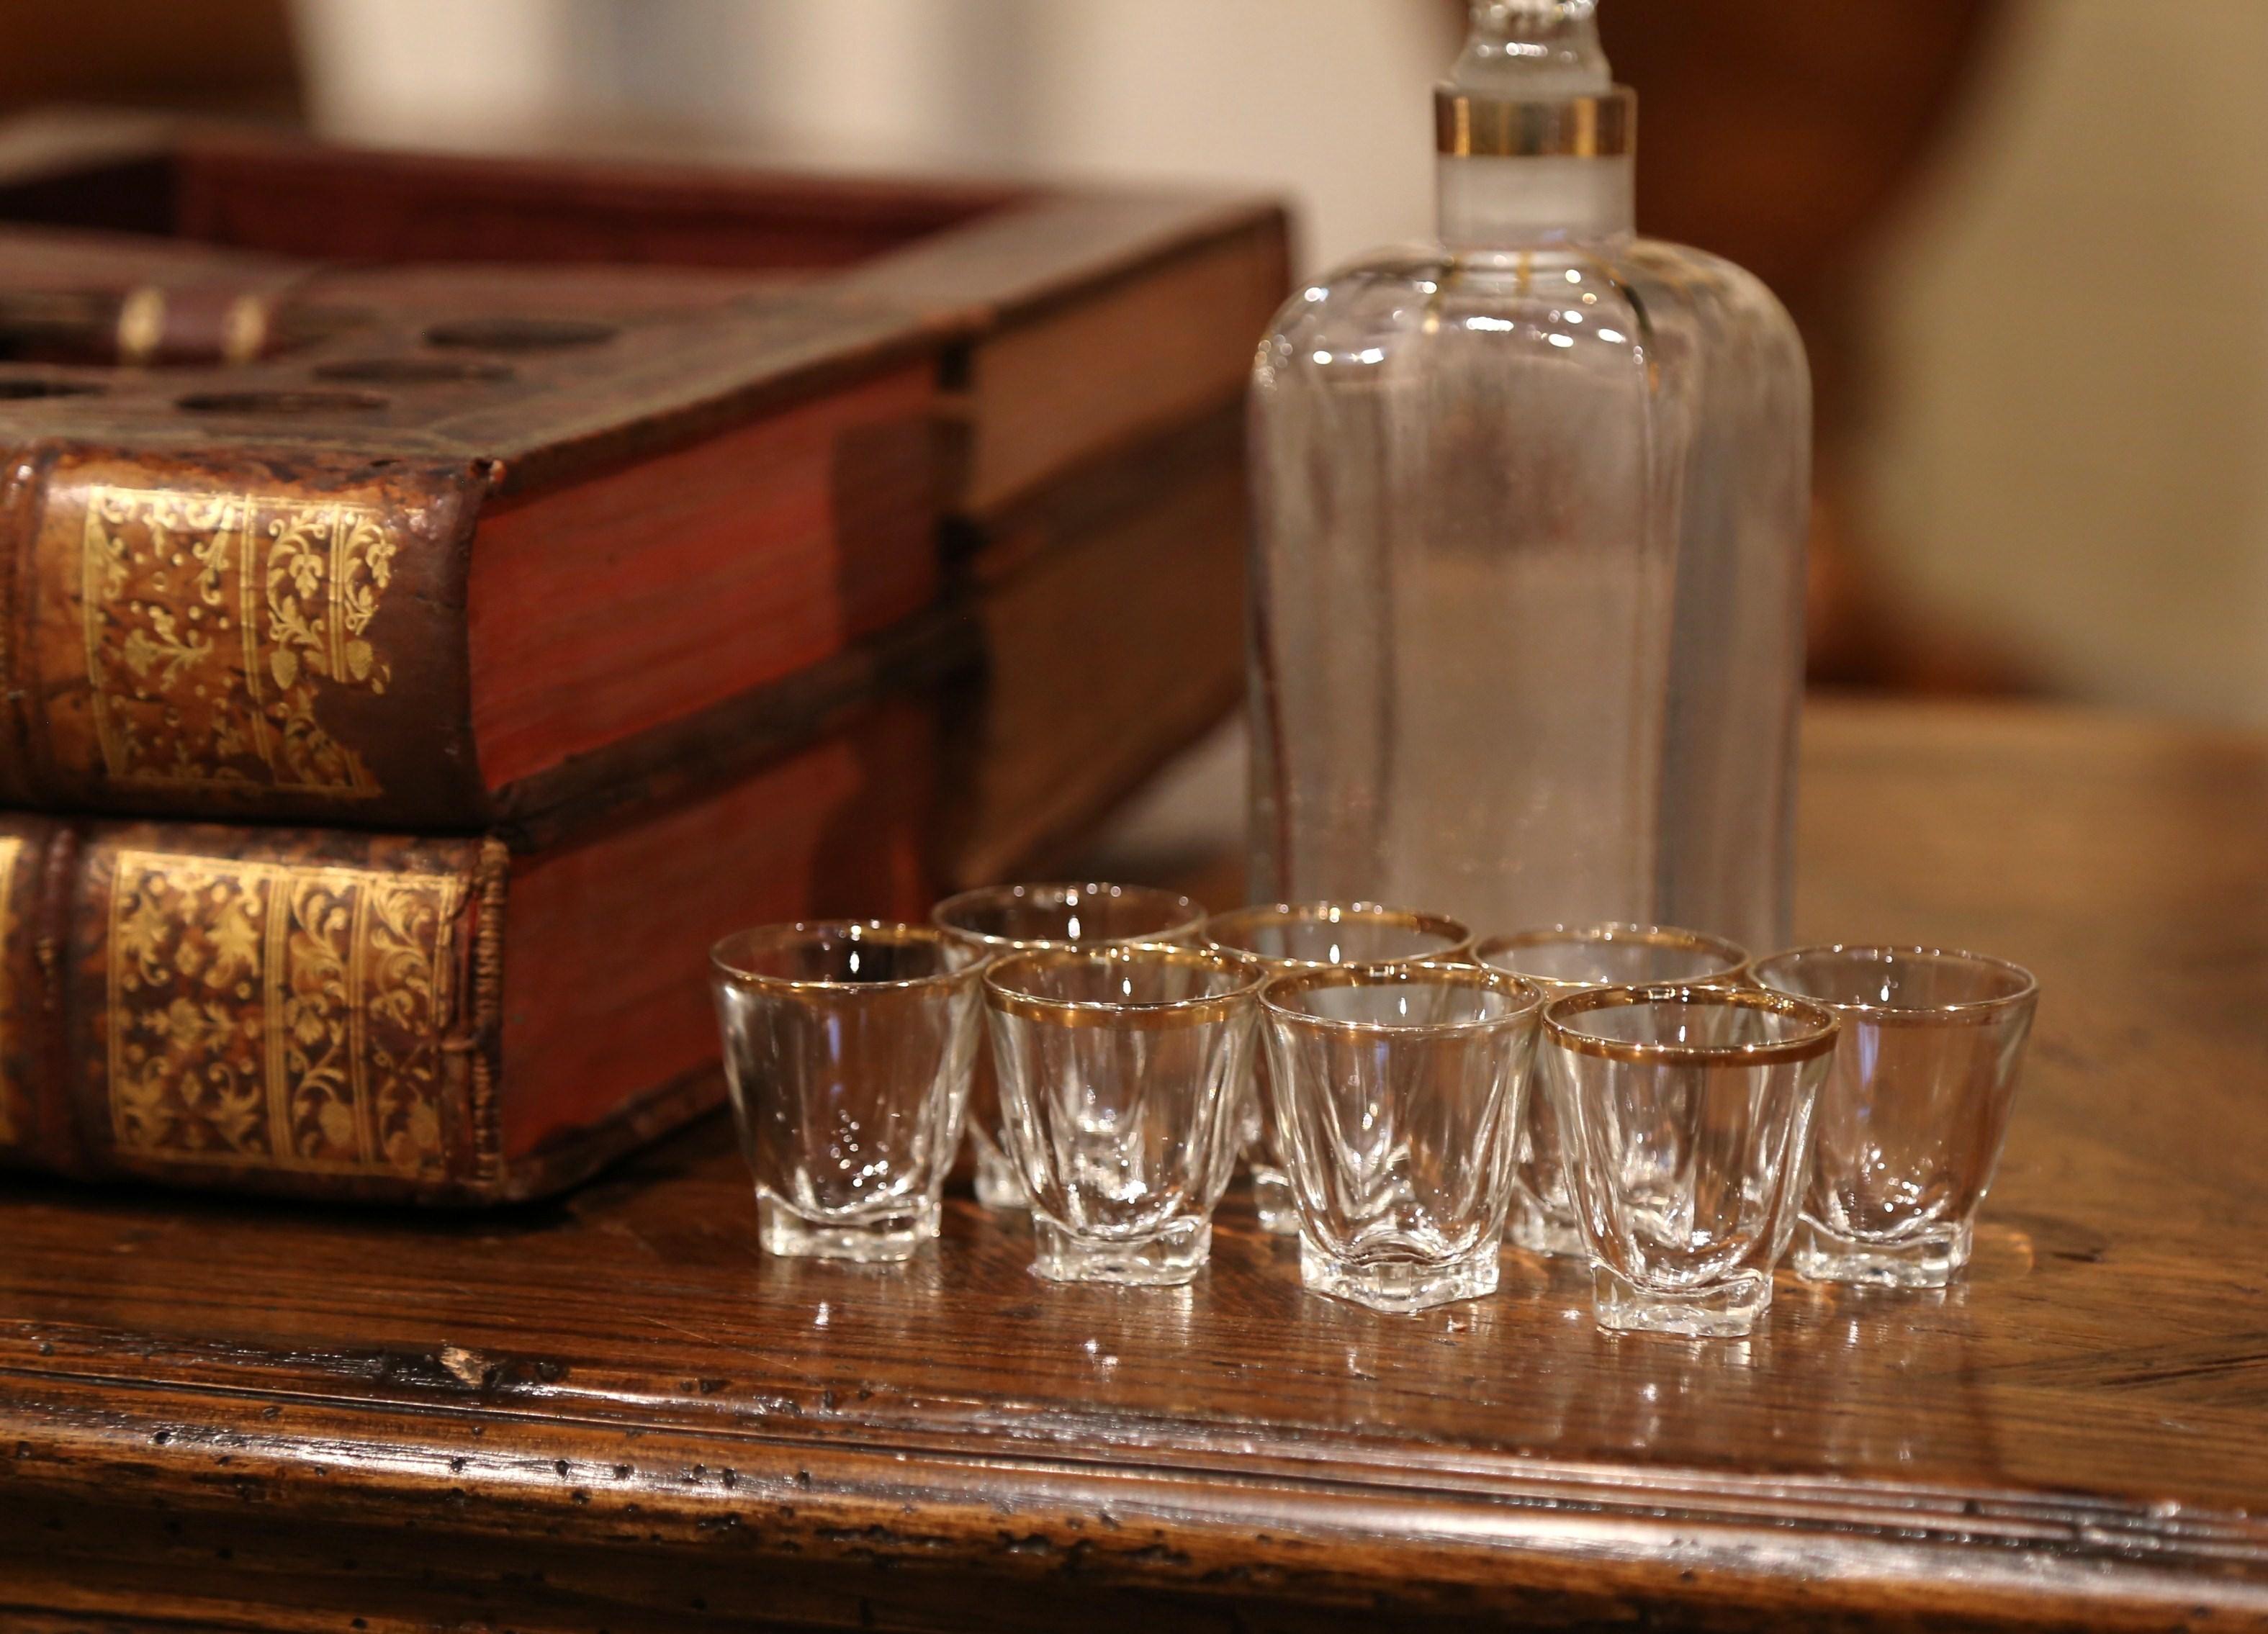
[292,0,577,145]
[292,0,1456,271]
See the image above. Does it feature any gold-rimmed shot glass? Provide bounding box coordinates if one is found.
[1200,903,1473,1234]
[1474,925,1750,1258]
[1544,984,1837,1338]
[709,922,981,1263]
[1261,962,1542,1314]
[984,944,1259,1286]
[1752,945,2039,1288]
[932,883,1207,1210]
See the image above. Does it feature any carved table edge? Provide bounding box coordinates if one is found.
[1,1356,2262,1630]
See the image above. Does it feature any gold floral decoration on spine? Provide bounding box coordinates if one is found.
[105,852,461,1176]
[0,835,18,1147]
[81,488,395,798]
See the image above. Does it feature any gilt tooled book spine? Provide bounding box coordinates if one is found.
[0,690,941,1207]
[0,446,490,825]
[0,813,511,1204]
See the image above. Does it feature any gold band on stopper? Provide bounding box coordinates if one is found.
[1435,87,1637,158]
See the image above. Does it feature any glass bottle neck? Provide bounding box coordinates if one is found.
[1437,153,1634,249]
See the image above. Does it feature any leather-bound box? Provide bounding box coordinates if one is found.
[0,117,1287,1202]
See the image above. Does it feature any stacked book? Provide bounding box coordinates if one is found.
[0,119,1287,1205]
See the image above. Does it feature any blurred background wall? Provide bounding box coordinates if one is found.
[19,0,2258,728]
[289,0,1458,268]
[1860,2,2268,725]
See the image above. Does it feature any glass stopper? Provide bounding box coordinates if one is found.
[1454,0,1611,98]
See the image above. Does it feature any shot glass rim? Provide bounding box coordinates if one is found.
[1472,922,1750,987]
[1200,900,1475,970]
[1544,982,1840,1065]
[984,943,1262,1029]
[930,880,1207,953]
[709,920,967,994]
[1259,960,1543,1037]
[1752,944,2039,1028]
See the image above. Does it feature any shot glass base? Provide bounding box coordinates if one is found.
[1794,1218,1972,1288]
[1299,1238,1500,1314]
[971,1133,1028,1211]
[759,1193,935,1263]
[1250,1166,1300,1235]
[1503,1191,1587,1259]
[1591,1264,1771,1338]
[1032,1216,1210,1286]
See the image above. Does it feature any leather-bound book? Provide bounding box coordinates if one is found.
[0,698,936,1205]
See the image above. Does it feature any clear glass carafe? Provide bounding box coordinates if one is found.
[1248,0,1810,950]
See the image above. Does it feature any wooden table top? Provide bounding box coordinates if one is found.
[2,700,2264,1633]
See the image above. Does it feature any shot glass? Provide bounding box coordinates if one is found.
[1200,903,1472,1234]
[1261,962,1542,1313]
[984,944,1258,1286]
[1752,945,2039,1288]
[709,922,981,1263]
[932,882,1207,1210]
[1543,985,1838,1337]
[1474,926,1750,1258]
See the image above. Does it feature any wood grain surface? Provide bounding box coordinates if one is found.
[0,699,2263,1631]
